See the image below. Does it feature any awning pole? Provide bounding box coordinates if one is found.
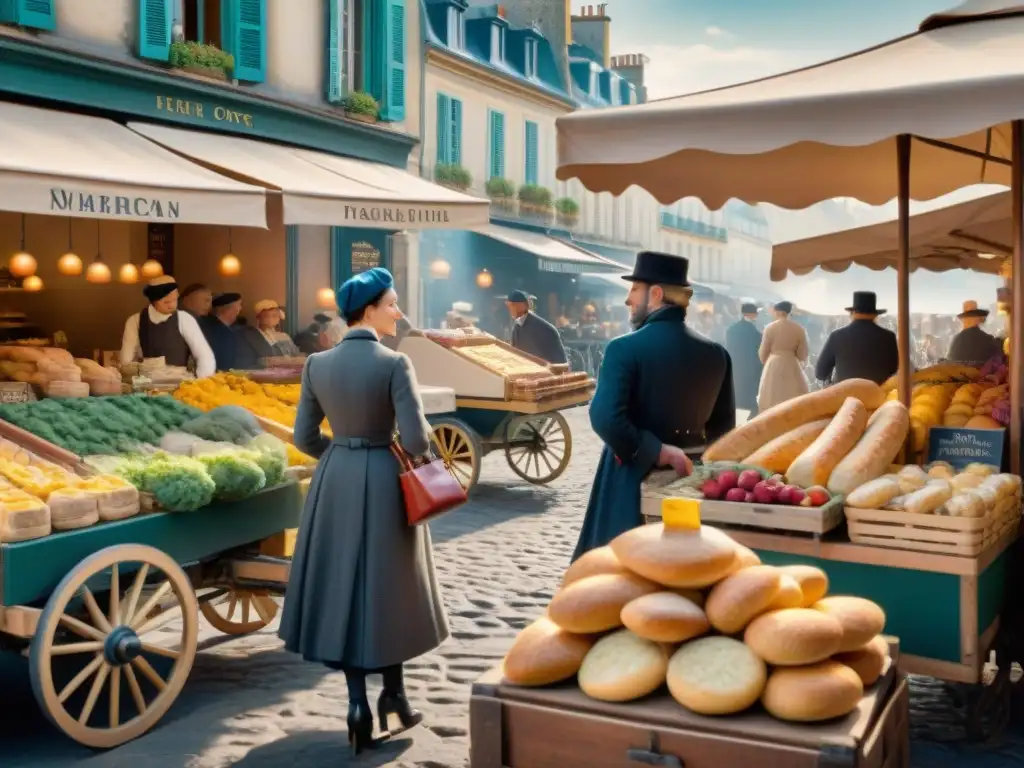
[896,135,913,435]
[1010,122,1023,475]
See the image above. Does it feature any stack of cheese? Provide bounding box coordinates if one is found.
[502,521,889,723]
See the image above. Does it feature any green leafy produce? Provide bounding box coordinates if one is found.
[114,452,215,512]
[179,406,261,445]
[245,434,288,486]
[197,452,266,501]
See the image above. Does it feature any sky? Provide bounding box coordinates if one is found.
[608,0,1006,315]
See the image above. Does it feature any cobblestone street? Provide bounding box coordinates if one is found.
[3,406,1024,767]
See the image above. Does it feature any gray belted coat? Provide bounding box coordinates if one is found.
[278,328,449,668]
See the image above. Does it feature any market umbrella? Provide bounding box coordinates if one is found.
[555,0,1024,468]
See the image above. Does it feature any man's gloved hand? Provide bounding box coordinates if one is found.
[657,444,693,477]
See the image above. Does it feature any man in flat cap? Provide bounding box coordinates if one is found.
[199,292,244,371]
[947,300,1004,365]
[506,289,567,364]
[815,291,898,385]
[573,251,735,561]
[119,275,215,377]
[725,302,763,417]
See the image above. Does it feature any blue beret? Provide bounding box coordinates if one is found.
[337,267,394,316]
[506,289,530,303]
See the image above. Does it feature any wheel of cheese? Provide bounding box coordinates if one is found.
[705,565,783,635]
[578,629,668,702]
[762,661,864,722]
[548,572,660,634]
[621,591,710,643]
[777,565,829,607]
[501,617,594,687]
[813,596,886,653]
[768,574,804,610]
[834,636,889,687]
[667,636,766,715]
[610,523,739,588]
[562,545,629,587]
[743,608,844,666]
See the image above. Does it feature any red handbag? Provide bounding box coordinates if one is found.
[390,443,468,525]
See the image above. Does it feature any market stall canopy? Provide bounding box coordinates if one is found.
[129,123,490,230]
[771,190,1009,279]
[0,102,266,226]
[481,225,628,273]
[556,1,1024,209]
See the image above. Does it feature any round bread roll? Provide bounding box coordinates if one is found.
[610,523,739,588]
[705,565,783,635]
[762,661,864,722]
[502,617,594,686]
[768,574,804,610]
[548,572,660,634]
[778,565,829,607]
[834,636,889,686]
[724,543,762,576]
[667,636,766,715]
[813,596,886,653]
[673,588,705,607]
[562,545,629,587]
[744,608,844,666]
[621,591,710,643]
[578,629,668,702]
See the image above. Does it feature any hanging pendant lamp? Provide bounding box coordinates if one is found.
[219,227,241,276]
[57,218,83,276]
[22,275,43,292]
[9,214,37,279]
[86,222,111,284]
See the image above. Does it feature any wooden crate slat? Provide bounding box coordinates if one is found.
[847,521,985,545]
[641,494,844,536]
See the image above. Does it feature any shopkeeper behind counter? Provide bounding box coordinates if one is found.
[120,275,215,378]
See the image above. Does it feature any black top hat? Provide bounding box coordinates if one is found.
[741,302,759,315]
[846,291,886,315]
[621,251,690,287]
[957,300,989,319]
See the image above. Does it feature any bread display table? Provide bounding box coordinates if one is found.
[470,650,908,768]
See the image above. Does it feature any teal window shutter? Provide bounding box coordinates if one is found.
[524,120,538,185]
[378,0,406,122]
[325,0,344,102]
[0,0,56,30]
[488,110,505,179]
[436,93,451,165]
[137,0,171,60]
[450,98,462,165]
[226,0,266,83]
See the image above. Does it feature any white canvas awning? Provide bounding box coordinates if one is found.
[0,102,266,226]
[129,122,490,230]
[556,1,1024,209]
[481,225,628,273]
[771,190,1011,279]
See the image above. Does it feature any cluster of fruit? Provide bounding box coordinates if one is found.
[699,468,832,508]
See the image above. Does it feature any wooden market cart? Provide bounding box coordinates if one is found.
[400,330,594,491]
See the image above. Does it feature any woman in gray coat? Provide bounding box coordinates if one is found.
[278,267,449,755]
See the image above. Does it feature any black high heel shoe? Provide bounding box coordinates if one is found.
[347,700,378,756]
[377,689,424,734]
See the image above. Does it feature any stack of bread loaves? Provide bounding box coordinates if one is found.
[502,522,889,723]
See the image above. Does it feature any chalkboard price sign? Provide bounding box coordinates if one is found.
[927,426,1006,471]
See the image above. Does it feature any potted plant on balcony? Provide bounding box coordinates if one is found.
[555,197,580,227]
[169,41,235,81]
[344,91,380,123]
[486,177,516,214]
[435,163,472,191]
[518,184,554,222]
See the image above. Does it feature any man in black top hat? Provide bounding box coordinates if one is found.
[725,302,763,417]
[506,289,568,364]
[815,291,899,385]
[198,292,244,371]
[947,300,1003,365]
[573,251,736,561]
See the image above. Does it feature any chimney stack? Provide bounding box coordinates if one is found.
[571,2,612,67]
[611,53,649,103]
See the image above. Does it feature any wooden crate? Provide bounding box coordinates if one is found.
[845,495,1020,556]
[471,651,908,768]
[642,492,845,536]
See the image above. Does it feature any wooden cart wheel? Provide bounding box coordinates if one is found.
[200,589,279,635]
[504,412,573,485]
[29,544,199,749]
[431,417,482,492]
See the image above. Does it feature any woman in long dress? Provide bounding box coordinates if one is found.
[278,267,449,755]
[757,301,810,410]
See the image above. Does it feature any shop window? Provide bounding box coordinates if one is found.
[0,0,56,30]
[182,0,221,47]
[436,93,463,166]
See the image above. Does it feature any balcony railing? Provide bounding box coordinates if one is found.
[659,212,728,242]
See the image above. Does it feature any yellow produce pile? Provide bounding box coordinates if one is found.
[174,374,319,466]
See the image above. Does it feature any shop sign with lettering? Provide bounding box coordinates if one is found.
[50,189,181,220]
[340,204,452,226]
[539,259,584,274]
[155,95,255,128]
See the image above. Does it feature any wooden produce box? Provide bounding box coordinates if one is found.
[642,491,846,536]
[471,648,908,768]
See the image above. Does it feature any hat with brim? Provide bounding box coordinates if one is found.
[254,299,281,315]
[741,302,759,315]
[846,291,886,315]
[212,292,242,308]
[143,275,178,302]
[621,251,690,287]
[957,300,989,319]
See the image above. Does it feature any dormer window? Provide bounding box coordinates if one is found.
[447,6,465,50]
[490,22,505,62]
[524,38,539,79]
[589,69,598,97]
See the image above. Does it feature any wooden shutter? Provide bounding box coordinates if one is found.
[488,110,505,180]
[378,0,406,122]
[136,0,171,61]
[524,120,538,186]
[325,0,344,102]
[0,0,56,30]
[436,93,451,165]
[227,0,266,83]
[451,98,462,165]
